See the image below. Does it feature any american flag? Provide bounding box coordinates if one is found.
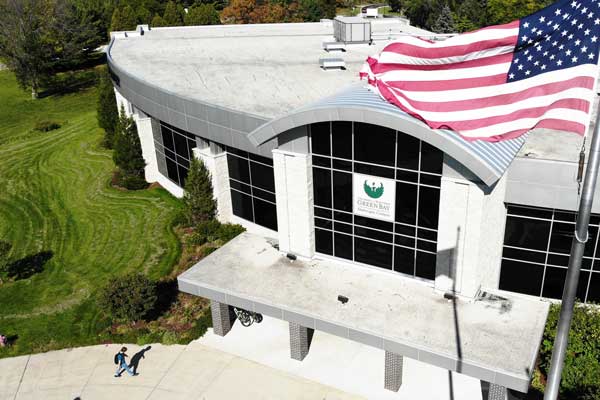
[360,0,600,141]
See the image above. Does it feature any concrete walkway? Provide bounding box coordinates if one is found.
[0,342,362,400]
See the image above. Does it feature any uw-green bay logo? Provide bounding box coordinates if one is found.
[363,180,384,199]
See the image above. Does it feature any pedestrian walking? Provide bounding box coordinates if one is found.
[0,334,7,347]
[113,346,136,377]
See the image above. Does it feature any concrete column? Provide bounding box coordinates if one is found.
[435,157,508,298]
[133,116,159,183]
[481,382,508,400]
[384,351,403,392]
[210,300,233,337]
[273,149,315,258]
[192,147,233,224]
[289,322,313,361]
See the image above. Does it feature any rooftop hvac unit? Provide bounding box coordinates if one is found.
[333,16,372,44]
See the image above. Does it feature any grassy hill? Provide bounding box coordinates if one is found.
[0,70,181,356]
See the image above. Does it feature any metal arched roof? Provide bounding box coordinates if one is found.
[248,85,527,186]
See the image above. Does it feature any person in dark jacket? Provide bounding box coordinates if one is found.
[114,346,136,377]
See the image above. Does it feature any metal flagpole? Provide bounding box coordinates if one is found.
[543,109,600,400]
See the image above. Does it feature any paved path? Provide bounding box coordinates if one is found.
[0,342,362,400]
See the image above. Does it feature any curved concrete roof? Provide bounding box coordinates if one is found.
[249,85,528,186]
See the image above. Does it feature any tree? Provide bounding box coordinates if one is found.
[151,13,167,27]
[0,0,55,98]
[405,0,440,30]
[388,0,402,13]
[110,5,137,32]
[97,69,119,148]
[163,1,183,26]
[185,3,220,25]
[51,0,104,71]
[113,106,147,190]
[136,6,152,24]
[432,4,455,33]
[298,0,336,21]
[99,272,157,322]
[183,157,217,225]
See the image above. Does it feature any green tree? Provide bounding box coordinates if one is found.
[432,4,455,33]
[136,5,152,24]
[388,0,402,13]
[99,272,157,322]
[113,106,147,190]
[0,0,55,98]
[183,157,217,225]
[110,5,137,32]
[185,3,220,25]
[51,0,104,71]
[405,0,439,30]
[151,13,167,27]
[96,69,119,148]
[163,1,183,25]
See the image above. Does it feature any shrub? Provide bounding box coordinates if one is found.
[34,120,61,132]
[539,303,600,399]
[99,272,158,322]
[218,223,245,242]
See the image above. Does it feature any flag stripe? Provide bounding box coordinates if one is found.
[388,66,597,98]
[369,52,514,73]
[382,39,518,61]
[385,77,595,112]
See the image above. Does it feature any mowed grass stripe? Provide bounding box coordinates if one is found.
[0,71,181,356]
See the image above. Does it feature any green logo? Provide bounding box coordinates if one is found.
[364,180,384,199]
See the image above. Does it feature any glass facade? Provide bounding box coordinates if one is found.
[154,121,197,187]
[311,121,443,280]
[500,204,600,303]
[227,147,278,231]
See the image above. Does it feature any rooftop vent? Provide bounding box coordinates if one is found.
[322,41,346,52]
[319,57,346,70]
[333,16,372,44]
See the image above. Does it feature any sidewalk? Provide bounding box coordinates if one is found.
[0,342,362,400]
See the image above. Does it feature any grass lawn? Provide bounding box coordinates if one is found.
[0,70,182,357]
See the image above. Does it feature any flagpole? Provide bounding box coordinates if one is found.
[543,109,600,400]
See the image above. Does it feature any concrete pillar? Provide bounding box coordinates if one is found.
[289,322,313,361]
[384,351,403,392]
[273,149,315,258]
[192,146,233,224]
[133,116,159,184]
[481,382,508,400]
[210,300,233,337]
[435,157,508,298]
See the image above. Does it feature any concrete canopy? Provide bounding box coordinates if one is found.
[248,85,528,186]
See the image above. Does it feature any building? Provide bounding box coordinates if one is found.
[107,18,598,399]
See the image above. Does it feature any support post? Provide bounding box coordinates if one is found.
[384,351,403,392]
[289,322,313,361]
[210,300,233,337]
[544,111,600,400]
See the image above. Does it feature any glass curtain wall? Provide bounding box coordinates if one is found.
[154,121,197,187]
[500,204,600,303]
[227,147,278,231]
[311,121,443,280]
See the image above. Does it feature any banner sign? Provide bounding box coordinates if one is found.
[352,173,396,222]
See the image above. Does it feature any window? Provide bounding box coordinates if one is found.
[227,147,278,231]
[311,122,442,280]
[500,204,600,303]
[154,121,197,187]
